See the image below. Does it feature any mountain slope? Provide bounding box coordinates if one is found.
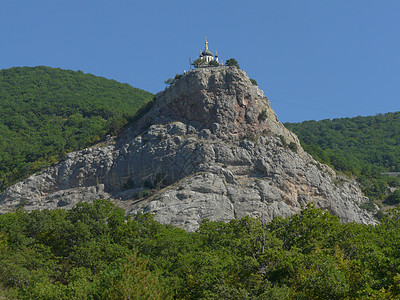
[285,113,400,174]
[285,113,400,201]
[0,67,376,230]
[0,66,153,191]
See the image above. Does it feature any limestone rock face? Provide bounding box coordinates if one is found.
[0,67,376,230]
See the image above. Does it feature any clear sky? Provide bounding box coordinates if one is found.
[1,0,399,123]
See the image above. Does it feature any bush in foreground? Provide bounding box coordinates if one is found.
[1,200,400,299]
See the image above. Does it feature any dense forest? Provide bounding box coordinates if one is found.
[0,66,153,192]
[1,199,400,299]
[285,113,400,205]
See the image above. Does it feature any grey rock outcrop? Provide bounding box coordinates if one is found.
[0,67,376,231]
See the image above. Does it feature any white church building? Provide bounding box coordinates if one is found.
[197,38,221,65]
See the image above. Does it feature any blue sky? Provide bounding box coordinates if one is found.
[1,1,399,122]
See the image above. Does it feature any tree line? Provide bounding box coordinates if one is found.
[1,199,400,299]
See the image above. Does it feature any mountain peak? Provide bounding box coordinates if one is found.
[0,67,377,231]
[140,67,300,146]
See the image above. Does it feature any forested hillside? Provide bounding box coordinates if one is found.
[285,112,400,203]
[1,200,400,299]
[0,66,153,192]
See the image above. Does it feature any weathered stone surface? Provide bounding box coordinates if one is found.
[0,67,377,230]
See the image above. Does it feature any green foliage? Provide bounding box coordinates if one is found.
[174,74,182,81]
[285,113,400,174]
[165,74,184,86]
[0,200,170,299]
[279,134,287,147]
[92,252,171,299]
[122,177,136,190]
[250,78,258,86]
[208,60,220,67]
[291,253,350,299]
[0,66,153,192]
[191,58,207,68]
[360,199,376,212]
[225,58,240,68]
[258,109,268,121]
[285,112,400,201]
[2,202,400,298]
[384,189,400,205]
[289,141,298,152]
[191,58,219,68]
[137,189,152,199]
[164,78,175,86]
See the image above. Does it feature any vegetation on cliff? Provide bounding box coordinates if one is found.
[0,66,153,192]
[285,112,400,204]
[1,200,400,299]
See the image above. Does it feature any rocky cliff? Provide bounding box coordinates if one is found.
[0,67,376,231]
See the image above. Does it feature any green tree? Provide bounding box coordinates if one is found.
[174,74,183,80]
[225,58,240,68]
[191,58,207,68]
[291,253,350,299]
[4,201,400,298]
[165,74,183,87]
[384,189,400,205]
[208,60,220,67]
[164,78,175,86]
[92,252,172,299]
[288,142,298,152]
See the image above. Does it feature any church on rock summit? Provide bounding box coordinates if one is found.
[193,38,222,67]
